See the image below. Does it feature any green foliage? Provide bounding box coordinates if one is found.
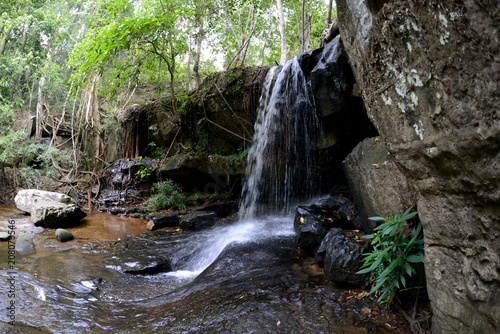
[134,163,151,181]
[357,207,425,304]
[147,179,186,212]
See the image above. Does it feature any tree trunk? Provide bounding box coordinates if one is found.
[277,0,287,65]
[326,0,333,25]
[186,42,191,92]
[193,19,203,88]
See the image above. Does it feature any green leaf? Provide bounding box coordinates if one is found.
[369,216,386,222]
[407,254,424,263]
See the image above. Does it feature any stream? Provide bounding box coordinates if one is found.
[0,204,411,333]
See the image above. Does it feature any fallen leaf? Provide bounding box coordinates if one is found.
[362,307,372,314]
[277,321,281,326]
[243,253,249,256]
[372,163,380,169]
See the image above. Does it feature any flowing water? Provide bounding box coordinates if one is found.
[0,45,407,333]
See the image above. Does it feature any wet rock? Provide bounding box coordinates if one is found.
[0,232,11,241]
[294,207,328,254]
[15,234,35,251]
[316,228,367,286]
[343,137,418,232]
[196,201,239,218]
[124,258,172,275]
[180,211,217,231]
[146,213,180,231]
[14,189,86,228]
[294,195,360,255]
[311,38,350,118]
[97,159,153,212]
[55,229,74,242]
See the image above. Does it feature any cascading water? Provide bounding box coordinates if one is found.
[166,54,325,277]
[239,57,323,219]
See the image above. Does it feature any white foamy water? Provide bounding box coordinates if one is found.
[166,215,294,278]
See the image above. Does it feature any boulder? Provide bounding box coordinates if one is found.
[15,190,86,228]
[180,211,217,231]
[146,213,180,231]
[294,195,360,255]
[343,137,418,232]
[337,0,500,331]
[316,228,367,286]
[0,232,11,241]
[15,234,35,251]
[55,229,74,242]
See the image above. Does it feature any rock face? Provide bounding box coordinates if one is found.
[15,190,86,228]
[343,137,418,232]
[337,1,500,332]
[97,158,154,212]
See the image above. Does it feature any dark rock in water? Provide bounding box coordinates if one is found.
[15,234,35,251]
[124,258,172,275]
[180,211,217,231]
[343,137,417,232]
[0,232,11,241]
[146,213,180,231]
[14,189,86,228]
[316,228,367,286]
[294,195,360,255]
[196,201,239,218]
[55,229,74,242]
[294,207,328,255]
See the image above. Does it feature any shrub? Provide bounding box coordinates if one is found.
[356,206,425,304]
[147,179,186,212]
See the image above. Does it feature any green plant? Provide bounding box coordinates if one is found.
[135,164,151,181]
[357,207,425,304]
[147,179,186,212]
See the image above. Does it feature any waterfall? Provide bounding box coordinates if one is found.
[239,57,323,219]
[169,52,326,277]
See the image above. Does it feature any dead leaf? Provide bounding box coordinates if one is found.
[362,307,372,314]
[277,321,281,326]
[372,163,380,169]
[243,253,249,256]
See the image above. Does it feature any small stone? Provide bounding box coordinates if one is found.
[0,232,11,241]
[15,234,35,251]
[55,228,74,242]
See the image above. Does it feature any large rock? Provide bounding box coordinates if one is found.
[55,229,74,242]
[343,137,418,232]
[15,190,86,228]
[15,234,35,251]
[337,1,500,332]
[180,211,217,231]
[294,195,360,255]
[316,228,367,286]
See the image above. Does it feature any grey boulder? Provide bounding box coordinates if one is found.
[15,189,86,228]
